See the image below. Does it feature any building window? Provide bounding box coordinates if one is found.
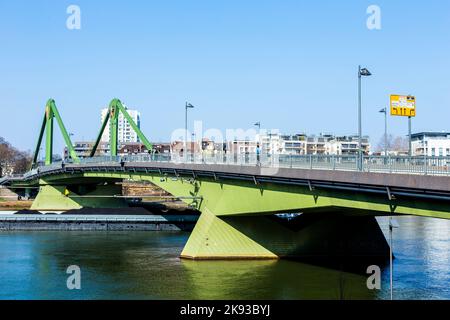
[431,148,435,156]
[439,148,443,157]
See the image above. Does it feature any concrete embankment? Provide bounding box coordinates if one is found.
[0,213,198,231]
[0,182,200,231]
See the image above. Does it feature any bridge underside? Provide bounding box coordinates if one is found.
[9,171,450,261]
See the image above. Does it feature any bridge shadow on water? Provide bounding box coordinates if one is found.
[0,227,384,299]
[179,258,379,300]
[4,232,378,299]
[221,211,391,275]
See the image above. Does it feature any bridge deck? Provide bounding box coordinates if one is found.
[3,160,450,202]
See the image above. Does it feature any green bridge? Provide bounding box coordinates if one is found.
[2,99,450,261]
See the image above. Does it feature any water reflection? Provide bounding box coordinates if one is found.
[180,259,374,300]
[0,216,449,300]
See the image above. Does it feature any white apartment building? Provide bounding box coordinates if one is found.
[303,134,370,156]
[219,133,371,156]
[411,132,450,157]
[228,140,258,155]
[280,134,307,155]
[259,132,283,154]
[100,107,141,143]
[333,135,370,155]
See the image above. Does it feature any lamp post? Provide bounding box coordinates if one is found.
[389,217,399,300]
[358,66,372,170]
[185,102,194,160]
[379,108,388,157]
[408,116,412,157]
[254,122,261,157]
[68,133,75,162]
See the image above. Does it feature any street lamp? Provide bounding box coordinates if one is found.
[389,217,399,300]
[185,102,195,160]
[379,108,388,157]
[358,66,372,170]
[68,133,75,162]
[254,122,261,154]
[191,132,196,152]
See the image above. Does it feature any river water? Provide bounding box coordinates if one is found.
[0,216,449,300]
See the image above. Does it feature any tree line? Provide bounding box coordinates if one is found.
[0,137,32,177]
[375,134,410,154]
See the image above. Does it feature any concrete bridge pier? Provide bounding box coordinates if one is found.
[180,209,390,262]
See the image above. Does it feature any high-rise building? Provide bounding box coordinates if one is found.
[100,106,141,143]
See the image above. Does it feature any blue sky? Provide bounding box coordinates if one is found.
[0,0,449,152]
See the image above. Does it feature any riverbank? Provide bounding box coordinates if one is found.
[0,200,32,211]
[0,198,199,232]
[0,213,198,231]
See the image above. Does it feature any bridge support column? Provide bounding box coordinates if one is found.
[181,210,390,262]
[181,209,278,259]
[31,182,128,211]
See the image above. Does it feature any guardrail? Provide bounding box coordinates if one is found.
[3,153,450,183]
[0,214,198,223]
[107,153,450,176]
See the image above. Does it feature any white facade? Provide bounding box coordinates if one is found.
[304,135,370,155]
[258,132,283,154]
[101,107,141,143]
[280,134,307,155]
[227,133,371,156]
[228,140,258,155]
[411,132,450,157]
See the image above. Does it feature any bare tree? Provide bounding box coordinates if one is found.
[0,137,32,176]
[376,135,409,154]
[13,151,32,174]
[391,136,409,152]
[376,134,394,153]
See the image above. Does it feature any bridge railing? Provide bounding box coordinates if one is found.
[3,153,450,183]
[109,153,450,176]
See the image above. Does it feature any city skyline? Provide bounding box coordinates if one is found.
[1,1,449,153]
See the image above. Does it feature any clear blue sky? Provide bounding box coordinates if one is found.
[1,0,449,152]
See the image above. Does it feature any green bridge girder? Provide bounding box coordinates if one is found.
[32,98,153,166]
[32,99,79,166]
[21,170,450,220]
[90,98,152,157]
[19,98,450,261]
[13,169,450,260]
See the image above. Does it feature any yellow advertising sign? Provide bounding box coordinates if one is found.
[390,95,416,117]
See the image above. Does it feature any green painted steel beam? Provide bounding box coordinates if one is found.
[91,99,153,157]
[32,114,47,166]
[32,99,79,166]
[45,102,54,165]
[116,100,153,151]
[109,100,119,156]
[31,179,128,211]
[11,170,450,220]
[49,100,79,163]
[30,171,450,220]
[13,170,450,260]
[90,110,110,157]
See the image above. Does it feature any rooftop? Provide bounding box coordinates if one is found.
[411,132,450,139]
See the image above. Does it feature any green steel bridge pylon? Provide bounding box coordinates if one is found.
[32,99,79,166]
[90,99,153,157]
